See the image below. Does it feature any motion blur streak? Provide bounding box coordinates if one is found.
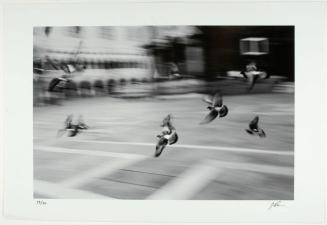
[67,139,293,156]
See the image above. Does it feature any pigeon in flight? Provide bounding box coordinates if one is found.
[240,70,260,91]
[200,92,228,125]
[245,116,266,137]
[155,114,179,157]
[240,62,269,91]
[57,114,89,137]
[48,76,69,92]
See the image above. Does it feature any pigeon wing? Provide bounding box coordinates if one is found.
[249,75,259,90]
[249,116,259,130]
[212,92,223,107]
[200,110,219,125]
[241,70,248,79]
[48,78,61,91]
[258,128,266,137]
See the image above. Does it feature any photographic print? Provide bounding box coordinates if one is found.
[33,25,294,200]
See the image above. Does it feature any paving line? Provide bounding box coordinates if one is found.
[34,121,55,126]
[147,160,293,200]
[33,127,115,134]
[34,122,140,127]
[67,139,293,156]
[60,157,146,188]
[34,145,148,160]
[35,146,149,189]
[209,159,293,176]
[34,180,115,199]
[252,111,294,116]
[77,129,114,133]
[147,161,220,200]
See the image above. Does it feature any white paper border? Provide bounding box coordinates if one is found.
[2,1,326,223]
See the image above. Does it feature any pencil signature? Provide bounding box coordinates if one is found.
[268,200,284,210]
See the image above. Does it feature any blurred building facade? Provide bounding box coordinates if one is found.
[34,26,294,81]
[33,26,294,105]
[34,26,155,81]
[34,26,203,81]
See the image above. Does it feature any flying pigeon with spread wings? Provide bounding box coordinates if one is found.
[200,92,229,125]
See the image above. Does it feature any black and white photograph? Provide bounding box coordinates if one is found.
[33,25,294,200]
[2,1,327,223]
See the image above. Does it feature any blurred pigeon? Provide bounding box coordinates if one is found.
[65,114,74,129]
[246,116,266,137]
[57,114,88,137]
[200,92,228,125]
[241,70,263,91]
[155,114,178,157]
[77,115,89,130]
[158,114,178,145]
[161,114,173,127]
[240,61,268,91]
[48,77,69,92]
